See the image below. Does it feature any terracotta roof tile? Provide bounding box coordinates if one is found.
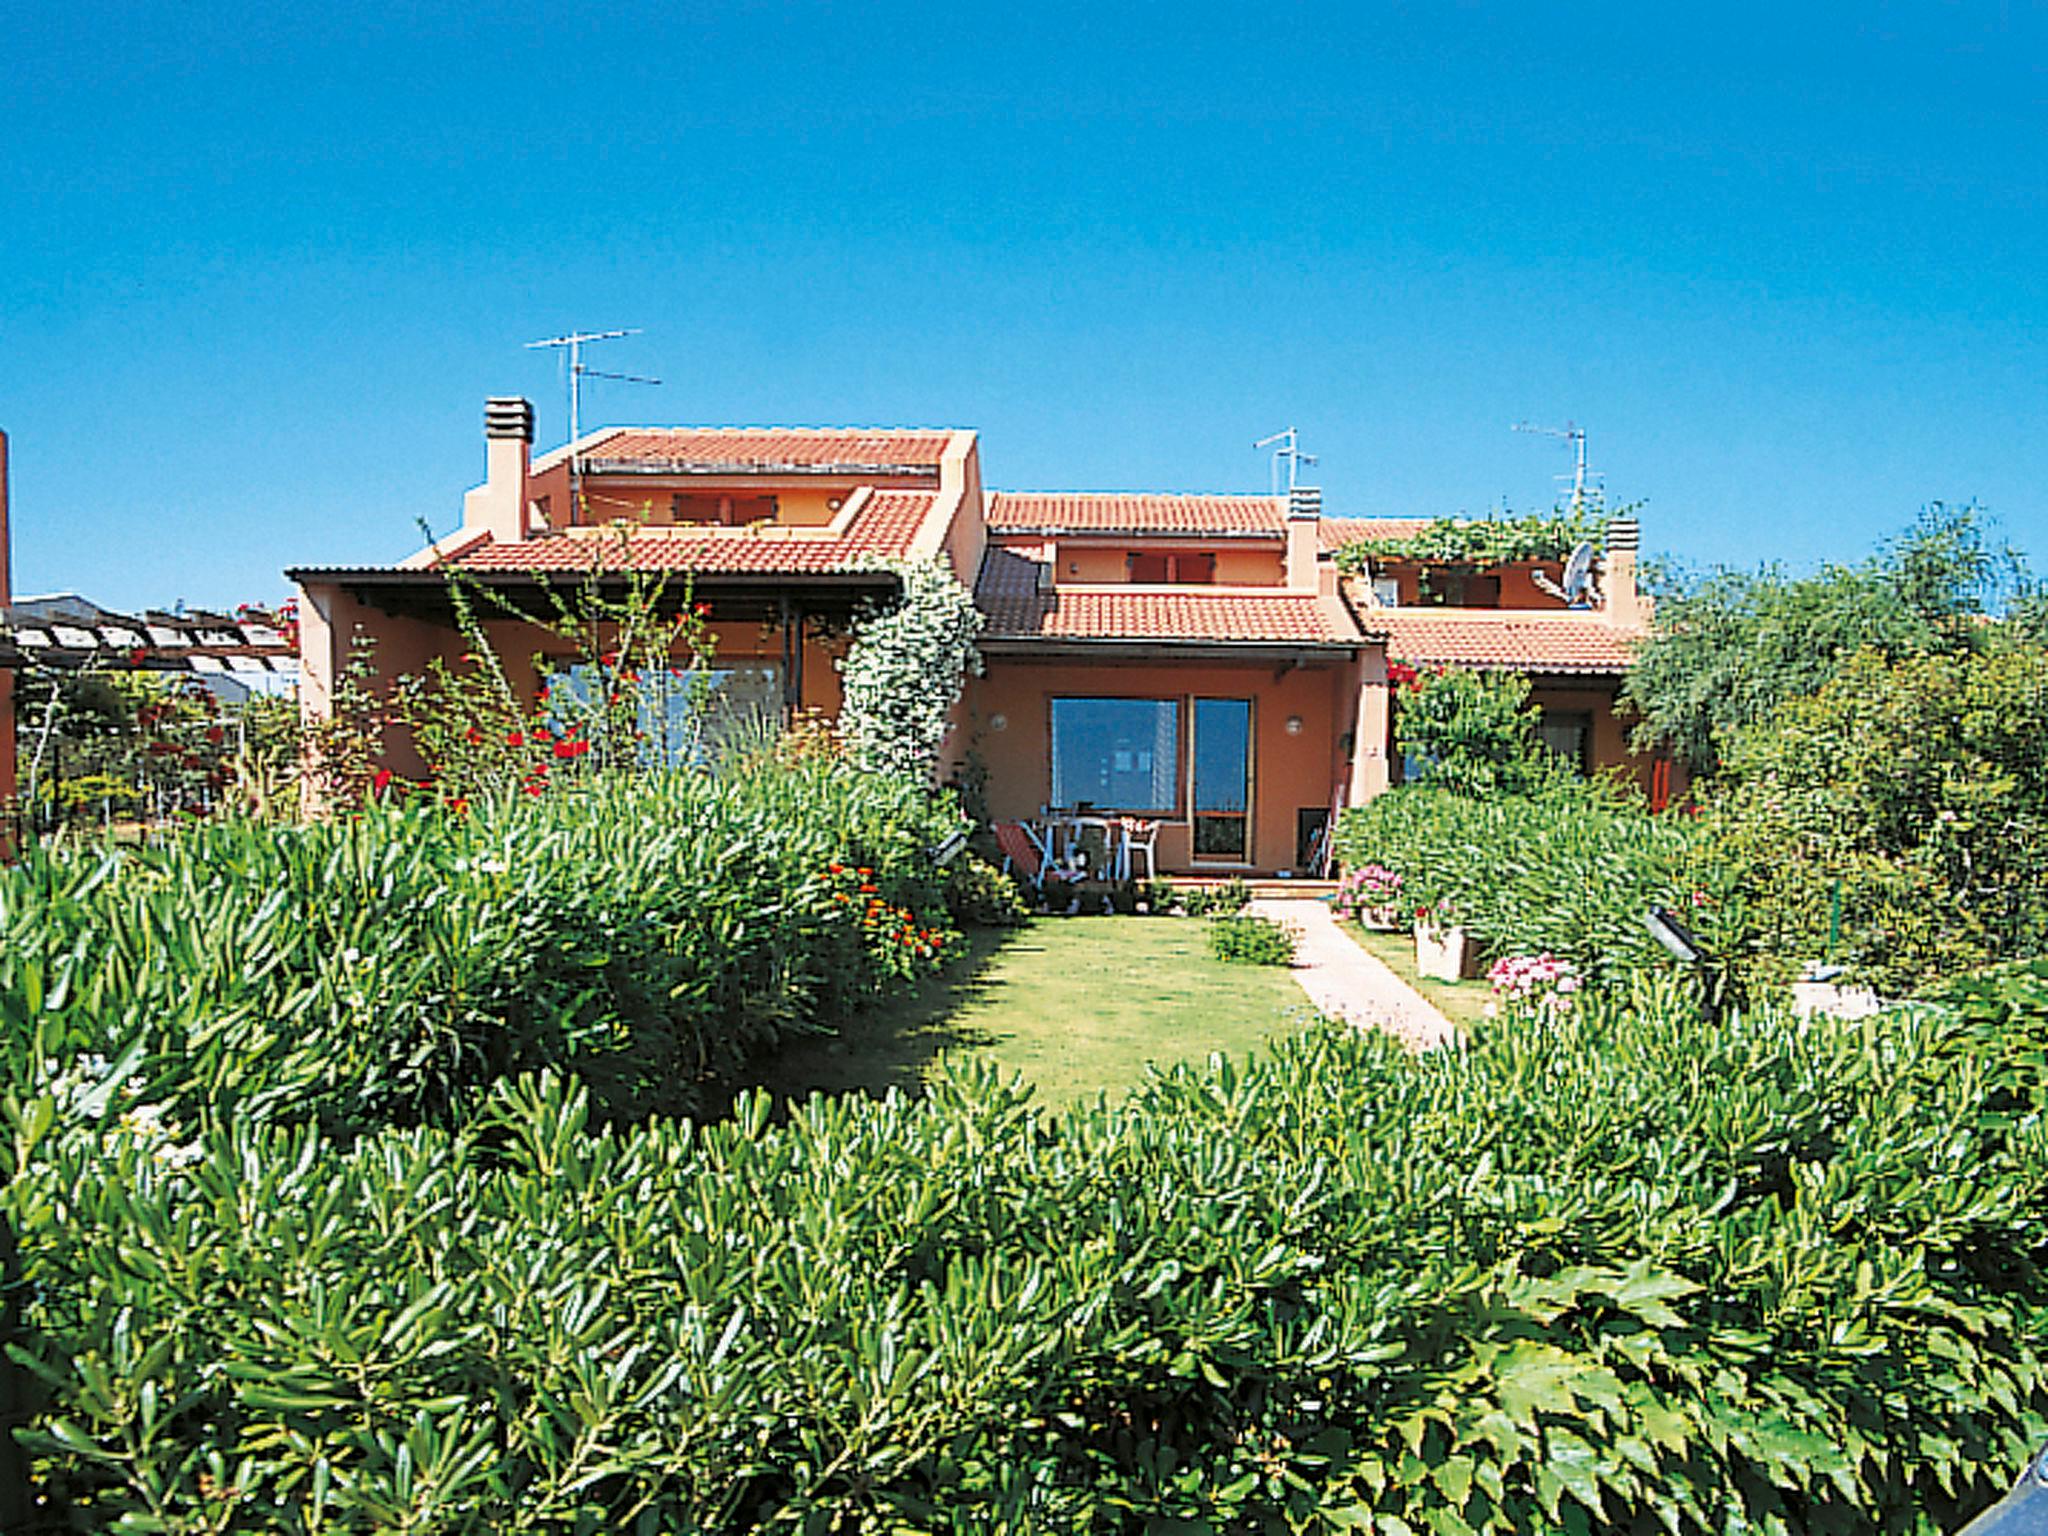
[1320,517,1434,550]
[1355,597,1642,674]
[452,491,935,575]
[987,492,1285,535]
[578,428,954,471]
[976,544,1345,644]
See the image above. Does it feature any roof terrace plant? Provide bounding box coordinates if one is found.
[1335,506,1609,573]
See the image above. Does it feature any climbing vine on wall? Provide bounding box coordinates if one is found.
[838,559,984,783]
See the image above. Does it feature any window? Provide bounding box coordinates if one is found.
[1124,551,1217,585]
[1191,697,1252,861]
[1426,570,1500,607]
[1050,697,1179,813]
[547,662,783,765]
[1536,710,1592,775]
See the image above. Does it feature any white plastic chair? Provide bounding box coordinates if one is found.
[1119,818,1159,881]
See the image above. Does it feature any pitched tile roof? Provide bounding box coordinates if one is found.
[986,495,1437,549]
[987,492,1284,535]
[1356,600,1642,674]
[576,428,955,472]
[976,543,1347,644]
[451,491,935,575]
[1320,517,1434,550]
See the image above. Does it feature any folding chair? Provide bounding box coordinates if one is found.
[993,821,1045,884]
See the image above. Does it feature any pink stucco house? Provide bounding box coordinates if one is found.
[287,398,1675,874]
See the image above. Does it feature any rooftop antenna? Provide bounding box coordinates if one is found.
[1253,427,1318,497]
[525,328,661,450]
[1512,420,1598,513]
[1515,421,1606,608]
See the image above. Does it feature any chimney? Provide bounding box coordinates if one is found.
[1286,485,1321,590]
[461,397,534,543]
[1604,515,1644,628]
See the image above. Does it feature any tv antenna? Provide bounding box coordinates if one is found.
[525,328,661,449]
[1253,427,1318,497]
[1512,420,1598,512]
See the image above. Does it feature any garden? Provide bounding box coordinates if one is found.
[5,509,2048,1532]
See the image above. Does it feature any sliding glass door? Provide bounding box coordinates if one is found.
[1191,697,1252,862]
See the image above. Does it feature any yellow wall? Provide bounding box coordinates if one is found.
[1051,542,1286,586]
[963,658,1354,874]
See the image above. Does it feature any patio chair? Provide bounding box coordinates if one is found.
[1118,817,1159,882]
[992,821,1045,884]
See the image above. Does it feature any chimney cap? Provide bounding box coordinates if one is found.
[1287,485,1323,519]
[1605,514,1640,550]
[485,397,535,443]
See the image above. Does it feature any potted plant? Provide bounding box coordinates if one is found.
[1414,899,1480,981]
[1333,864,1404,929]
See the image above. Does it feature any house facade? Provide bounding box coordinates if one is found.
[290,399,1670,872]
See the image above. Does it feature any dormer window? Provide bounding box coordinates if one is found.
[1125,551,1216,584]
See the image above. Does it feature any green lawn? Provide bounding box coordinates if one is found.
[1338,921,1496,1032]
[746,917,1316,1112]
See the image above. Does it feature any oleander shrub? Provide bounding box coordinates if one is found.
[7,971,2048,1531]
[1334,780,1732,989]
[1208,914,1298,966]
[0,758,965,1135]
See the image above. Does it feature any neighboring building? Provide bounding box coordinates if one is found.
[288,398,1672,873]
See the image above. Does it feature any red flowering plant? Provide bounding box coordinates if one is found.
[813,859,954,989]
[386,531,715,808]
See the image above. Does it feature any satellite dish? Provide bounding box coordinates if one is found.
[1560,541,1598,603]
[1534,540,1604,607]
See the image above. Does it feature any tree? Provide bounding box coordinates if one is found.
[1623,503,2028,775]
[1702,643,2048,994]
[1394,667,1561,797]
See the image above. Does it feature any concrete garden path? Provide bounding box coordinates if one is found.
[1244,898,1460,1050]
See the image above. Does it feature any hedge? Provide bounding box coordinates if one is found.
[0,759,967,1137]
[7,963,2047,1530]
[1332,782,1730,987]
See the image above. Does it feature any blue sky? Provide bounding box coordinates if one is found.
[3,0,2042,611]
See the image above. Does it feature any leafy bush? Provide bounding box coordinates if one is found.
[0,759,964,1135]
[9,975,2048,1530]
[1334,781,1729,988]
[1181,877,1252,917]
[1701,644,2048,995]
[1207,914,1297,966]
[945,852,1031,927]
[1394,667,1563,797]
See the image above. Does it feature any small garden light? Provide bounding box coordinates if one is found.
[1644,903,1707,966]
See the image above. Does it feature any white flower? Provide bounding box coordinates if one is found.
[153,1140,204,1169]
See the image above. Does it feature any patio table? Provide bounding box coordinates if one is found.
[1033,812,1140,881]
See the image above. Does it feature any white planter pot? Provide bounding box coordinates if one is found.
[1415,923,1480,981]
